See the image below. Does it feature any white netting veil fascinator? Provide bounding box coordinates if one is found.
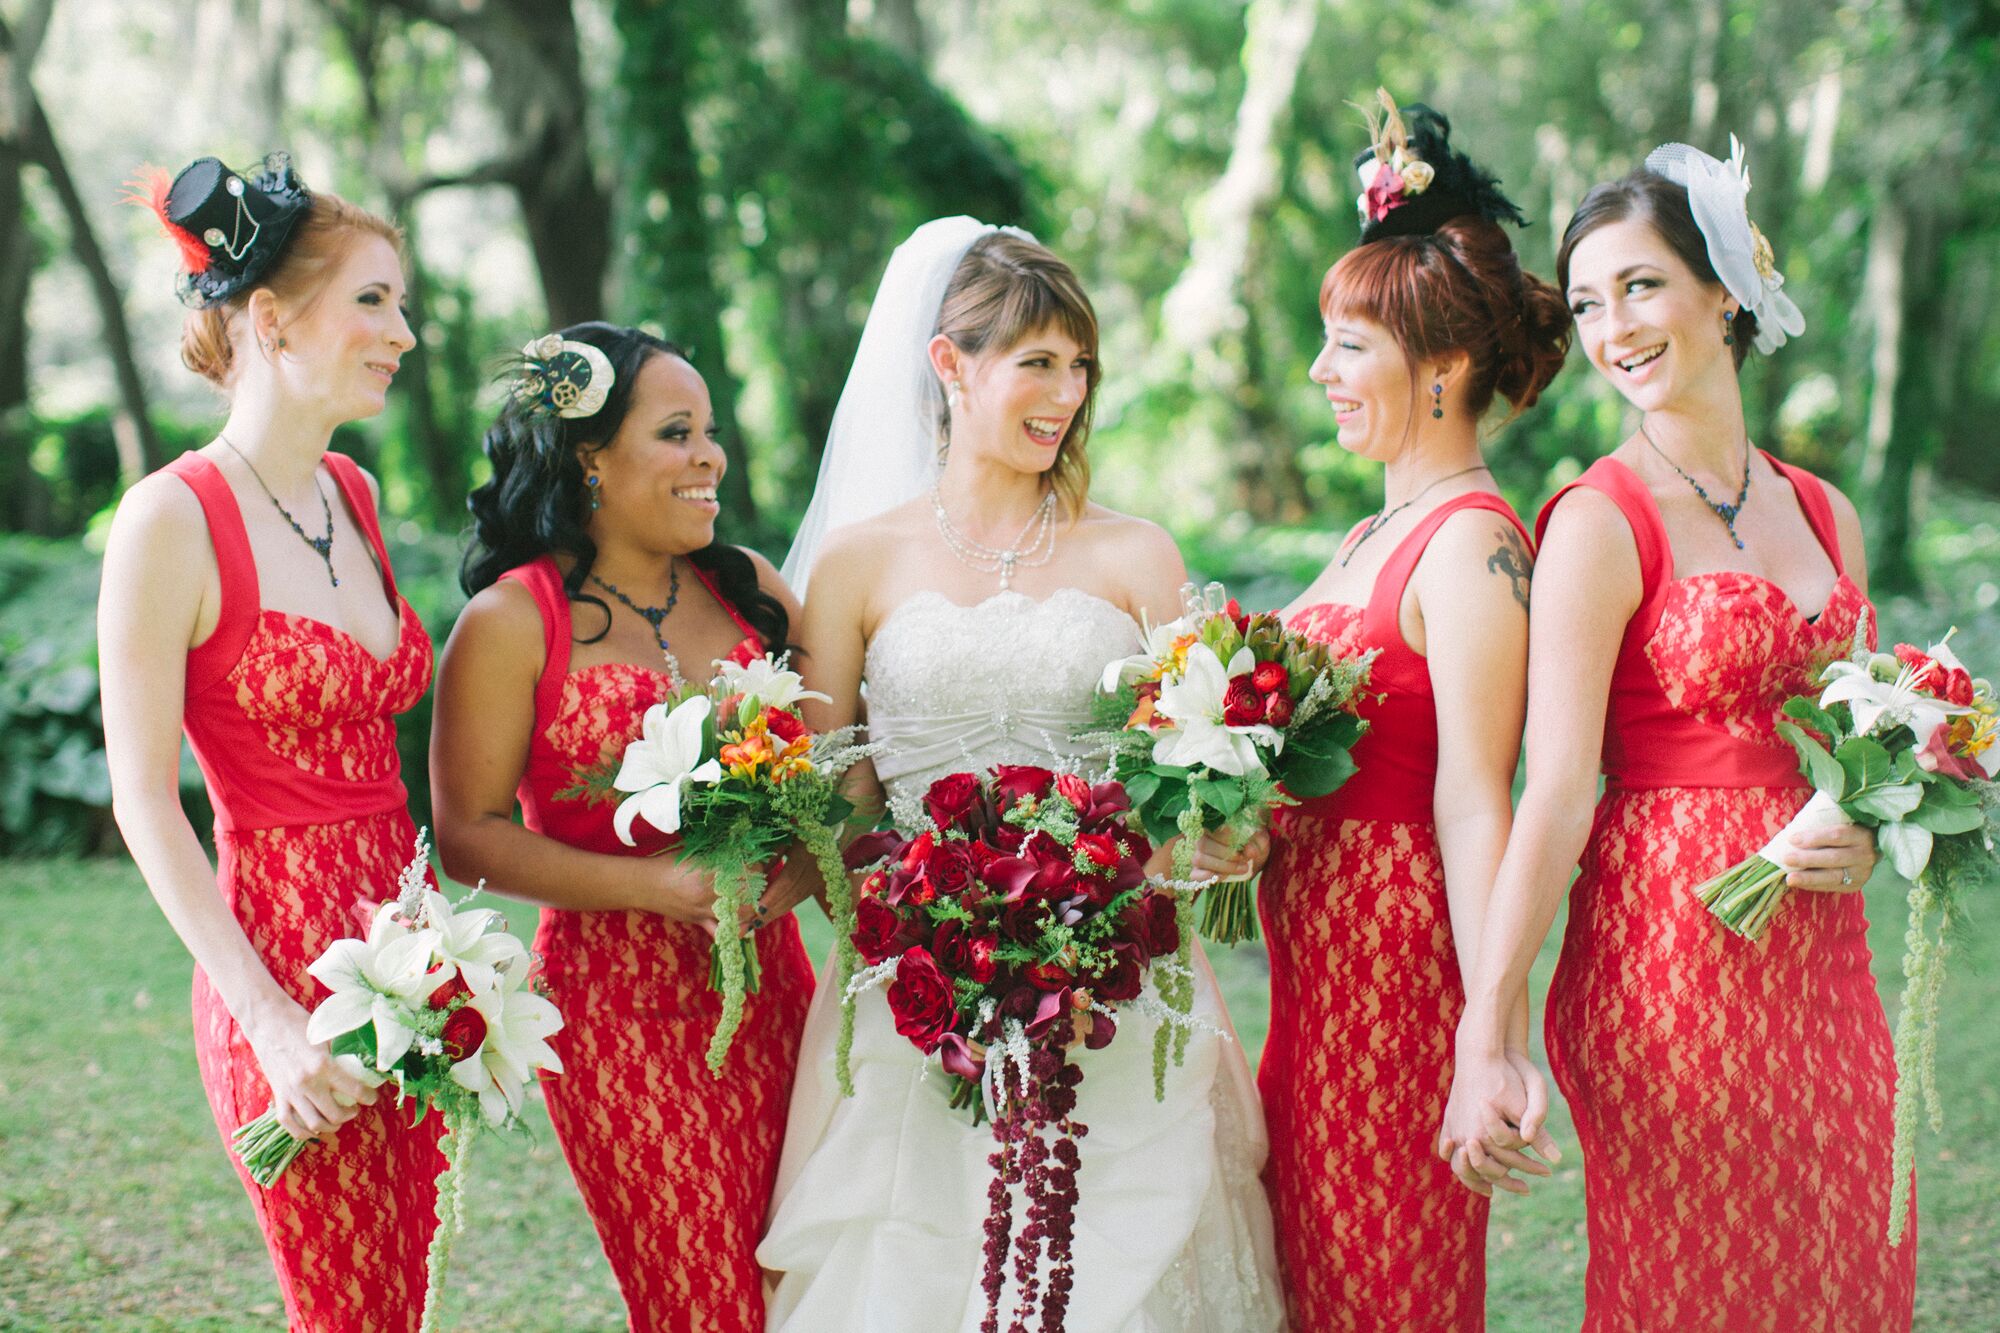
[780,216,1034,600]
[1643,136,1804,354]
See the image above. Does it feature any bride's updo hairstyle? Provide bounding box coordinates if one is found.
[1322,94,1570,425]
[459,321,789,654]
[934,232,1101,520]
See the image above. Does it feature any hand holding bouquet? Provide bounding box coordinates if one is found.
[841,766,1191,1333]
[1693,630,1999,1242]
[230,831,562,1333]
[564,652,875,1077]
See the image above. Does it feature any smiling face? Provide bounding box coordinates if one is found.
[1564,216,1738,413]
[581,352,724,555]
[259,233,414,422]
[1308,313,1423,463]
[937,323,1093,475]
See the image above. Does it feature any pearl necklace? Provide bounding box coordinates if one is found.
[931,485,1057,591]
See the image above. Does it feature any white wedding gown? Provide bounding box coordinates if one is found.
[759,588,1285,1332]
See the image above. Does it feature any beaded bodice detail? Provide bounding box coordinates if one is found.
[863,588,1138,802]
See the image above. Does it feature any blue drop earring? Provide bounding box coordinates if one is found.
[586,474,602,511]
[1722,310,1736,346]
[1431,383,1444,419]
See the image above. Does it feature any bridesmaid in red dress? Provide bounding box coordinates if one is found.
[99,155,441,1329]
[430,323,815,1331]
[1250,99,1569,1331]
[1441,146,1915,1330]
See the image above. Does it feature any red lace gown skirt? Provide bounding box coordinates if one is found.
[533,906,813,1333]
[191,809,446,1333]
[1546,786,1916,1333]
[1258,810,1487,1332]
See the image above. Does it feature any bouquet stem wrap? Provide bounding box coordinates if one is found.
[1693,789,1849,938]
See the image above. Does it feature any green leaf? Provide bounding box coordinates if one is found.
[1909,800,1988,835]
[1780,695,1843,743]
[1877,820,1934,882]
[1776,723,1847,797]
[1835,736,1895,793]
[1123,770,1161,807]
[1192,775,1246,818]
[1848,782,1925,822]
[1275,746,1359,800]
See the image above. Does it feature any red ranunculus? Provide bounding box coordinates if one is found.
[1940,668,1976,708]
[763,706,808,745]
[1055,772,1093,811]
[900,831,935,872]
[1252,660,1289,695]
[924,772,983,831]
[1222,676,1265,727]
[853,895,904,964]
[1026,959,1075,992]
[934,919,1000,984]
[1072,831,1123,872]
[925,841,978,896]
[991,765,1057,804]
[1225,598,1249,633]
[1264,691,1295,728]
[886,947,958,1053]
[1120,893,1180,962]
[1091,942,1146,1002]
[441,1005,488,1062]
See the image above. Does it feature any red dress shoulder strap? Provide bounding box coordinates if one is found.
[1760,450,1846,578]
[1364,491,1531,648]
[499,556,571,730]
[687,554,767,658]
[320,452,400,600]
[164,452,259,697]
[1537,455,1673,641]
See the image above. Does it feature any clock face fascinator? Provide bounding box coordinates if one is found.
[123,153,313,308]
[1352,88,1527,242]
[1643,136,1805,353]
[514,333,615,420]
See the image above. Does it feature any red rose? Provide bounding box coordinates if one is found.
[853,895,904,964]
[923,772,984,831]
[925,841,978,896]
[886,947,958,1053]
[426,972,474,1012]
[1054,772,1093,811]
[934,920,1000,984]
[991,765,1057,805]
[1091,942,1146,1002]
[900,831,936,872]
[440,1005,488,1062]
[763,707,808,745]
[1264,691,1295,728]
[1120,893,1180,962]
[1073,831,1122,872]
[1222,676,1264,727]
[1252,660,1289,695]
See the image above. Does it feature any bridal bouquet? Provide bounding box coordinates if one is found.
[1692,629,1998,1242]
[229,831,562,1333]
[561,652,874,1076]
[842,766,1189,1333]
[1092,581,1374,945]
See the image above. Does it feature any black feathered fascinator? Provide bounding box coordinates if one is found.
[1352,90,1526,243]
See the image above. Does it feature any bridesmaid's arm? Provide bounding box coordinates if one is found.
[428,581,720,923]
[1437,487,1638,1193]
[99,476,376,1141]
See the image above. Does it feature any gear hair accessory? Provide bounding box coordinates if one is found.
[514,333,615,419]
[1643,136,1805,354]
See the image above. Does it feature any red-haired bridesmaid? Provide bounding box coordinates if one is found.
[1253,99,1569,1331]
[430,323,814,1332]
[100,154,441,1329]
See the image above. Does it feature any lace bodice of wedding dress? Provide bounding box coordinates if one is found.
[758,589,1284,1333]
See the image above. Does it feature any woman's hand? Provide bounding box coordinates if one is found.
[629,858,723,932]
[244,1000,377,1142]
[743,848,825,935]
[1785,820,1876,892]
[1190,827,1271,883]
[1438,1040,1561,1197]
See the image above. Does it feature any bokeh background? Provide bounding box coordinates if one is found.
[2,0,1995,1328]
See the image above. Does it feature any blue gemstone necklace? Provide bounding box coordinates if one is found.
[1641,420,1751,551]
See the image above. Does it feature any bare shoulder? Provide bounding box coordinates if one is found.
[1817,478,1868,577]
[105,470,209,560]
[809,503,925,592]
[1538,482,1632,558]
[1427,504,1534,567]
[449,577,547,664]
[1076,503,1180,564]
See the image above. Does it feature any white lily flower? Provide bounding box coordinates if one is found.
[1150,643,1281,777]
[714,654,830,711]
[448,969,565,1125]
[611,695,725,844]
[417,888,526,994]
[1099,612,1194,694]
[305,902,436,1071]
[1820,659,1968,749]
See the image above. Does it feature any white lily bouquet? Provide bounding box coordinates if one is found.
[1692,629,1999,1242]
[558,652,876,1079]
[230,831,562,1333]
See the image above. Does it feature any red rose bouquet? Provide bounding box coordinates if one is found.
[842,766,1187,1333]
[559,652,876,1078]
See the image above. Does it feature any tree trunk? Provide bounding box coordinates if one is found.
[612,0,760,537]
[1865,195,1942,596]
[872,0,926,64]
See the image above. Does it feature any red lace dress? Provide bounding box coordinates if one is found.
[500,555,814,1332]
[1540,455,1915,1332]
[1258,492,1529,1331]
[169,451,442,1333]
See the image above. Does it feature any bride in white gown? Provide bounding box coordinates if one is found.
[758,218,1284,1332]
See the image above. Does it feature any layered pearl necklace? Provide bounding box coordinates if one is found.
[931,485,1057,591]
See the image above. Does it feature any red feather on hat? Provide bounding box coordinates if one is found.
[120,166,211,276]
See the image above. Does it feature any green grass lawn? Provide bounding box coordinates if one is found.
[2,858,1995,1330]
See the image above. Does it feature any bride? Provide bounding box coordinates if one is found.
[757,218,1284,1331]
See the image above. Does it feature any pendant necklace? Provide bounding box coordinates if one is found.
[219,434,340,588]
[932,485,1057,591]
[1339,464,1490,567]
[1641,420,1751,550]
[591,561,685,683]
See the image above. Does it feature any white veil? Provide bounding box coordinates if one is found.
[780,216,1033,600]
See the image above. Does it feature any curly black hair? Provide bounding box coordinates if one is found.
[460,321,789,654]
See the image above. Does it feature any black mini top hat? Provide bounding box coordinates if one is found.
[1352,91,1525,243]
[124,152,313,308]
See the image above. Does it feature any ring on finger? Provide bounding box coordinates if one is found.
[1840,868,1853,886]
